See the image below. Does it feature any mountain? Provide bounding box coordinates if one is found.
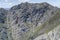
[0,8,9,40]
[0,8,8,23]
[0,2,60,40]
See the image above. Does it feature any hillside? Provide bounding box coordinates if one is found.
[0,2,60,40]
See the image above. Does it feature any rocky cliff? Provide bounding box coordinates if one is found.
[0,2,60,40]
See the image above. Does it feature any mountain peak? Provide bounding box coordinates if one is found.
[10,2,53,11]
[0,2,60,40]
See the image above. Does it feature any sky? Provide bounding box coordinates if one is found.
[0,0,60,8]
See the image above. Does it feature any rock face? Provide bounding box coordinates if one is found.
[0,8,8,40]
[0,8,7,23]
[0,2,60,40]
[10,2,56,23]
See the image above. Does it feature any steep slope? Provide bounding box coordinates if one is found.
[0,2,60,40]
[0,8,9,40]
[34,25,60,40]
[30,10,60,40]
[8,2,60,40]
[0,8,7,23]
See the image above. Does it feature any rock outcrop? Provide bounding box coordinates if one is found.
[0,2,60,40]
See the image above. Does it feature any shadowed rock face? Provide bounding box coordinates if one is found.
[0,2,60,40]
[0,8,8,40]
[0,8,8,23]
